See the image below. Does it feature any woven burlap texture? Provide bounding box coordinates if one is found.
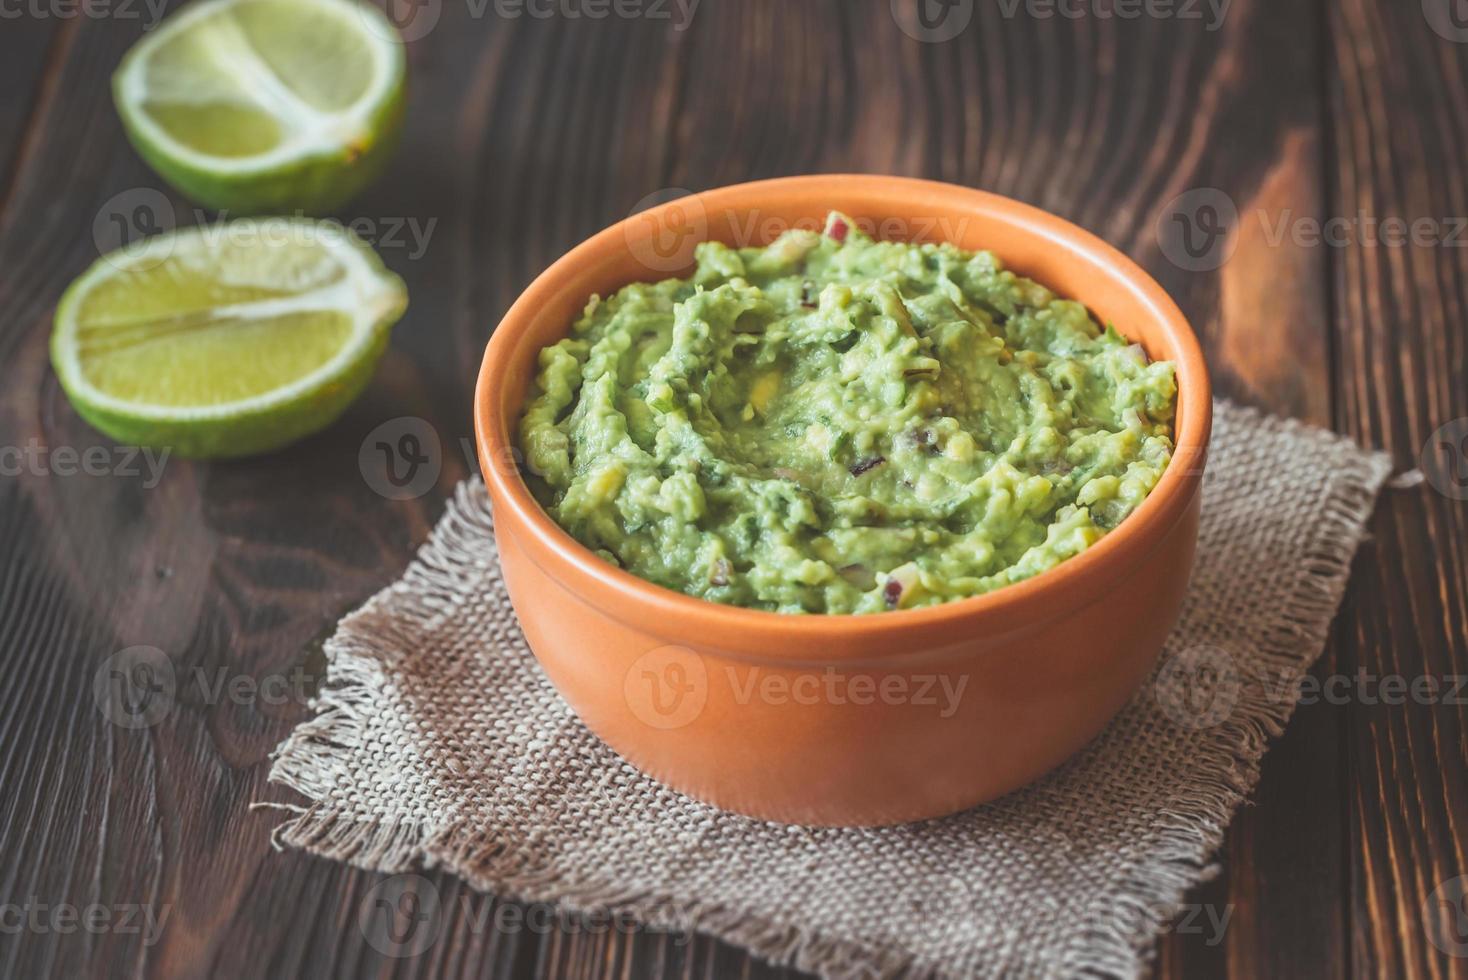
[266,401,1392,979]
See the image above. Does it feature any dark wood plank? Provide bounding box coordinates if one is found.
[0,16,65,228]
[1326,2,1468,978]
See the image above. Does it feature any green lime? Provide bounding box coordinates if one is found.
[112,0,406,215]
[52,218,408,459]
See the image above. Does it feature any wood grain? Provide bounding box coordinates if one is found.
[0,18,67,229]
[0,0,1462,977]
[1328,2,1468,978]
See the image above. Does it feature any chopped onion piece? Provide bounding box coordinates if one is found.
[838,563,877,591]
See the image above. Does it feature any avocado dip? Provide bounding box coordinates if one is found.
[518,212,1177,614]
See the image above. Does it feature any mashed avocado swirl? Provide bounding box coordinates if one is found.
[519,213,1177,614]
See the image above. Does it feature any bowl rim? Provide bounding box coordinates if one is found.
[475,174,1212,651]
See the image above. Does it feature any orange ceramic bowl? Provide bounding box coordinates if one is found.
[475,175,1211,827]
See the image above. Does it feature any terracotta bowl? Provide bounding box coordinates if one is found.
[475,175,1211,827]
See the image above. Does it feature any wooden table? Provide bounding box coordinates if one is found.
[2,1,1465,976]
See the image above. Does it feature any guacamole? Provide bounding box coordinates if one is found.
[519,212,1177,614]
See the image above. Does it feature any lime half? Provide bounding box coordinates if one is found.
[113,0,406,215]
[52,218,408,458]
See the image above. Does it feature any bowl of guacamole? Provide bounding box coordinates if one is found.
[475,175,1211,826]
[518,211,1178,614]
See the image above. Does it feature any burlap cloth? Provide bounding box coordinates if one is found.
[265,401,1392,978]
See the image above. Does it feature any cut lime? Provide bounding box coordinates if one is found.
[112,0,406,215]
[52,218,408,458]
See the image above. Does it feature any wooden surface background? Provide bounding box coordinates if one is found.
[1,0,1466,976]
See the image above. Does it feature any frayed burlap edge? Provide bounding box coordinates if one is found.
[261,402,1393,980]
